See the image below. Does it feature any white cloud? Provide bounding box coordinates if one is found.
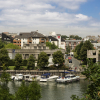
[0,0,100,37]
[75,14,91,21]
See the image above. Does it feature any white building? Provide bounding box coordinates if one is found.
[48,32,66,50]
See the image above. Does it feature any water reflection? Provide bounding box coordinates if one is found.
[7,80,89,100]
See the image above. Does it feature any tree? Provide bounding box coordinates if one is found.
[0,64,14,100]
[75,41,83,59]
[14,53,23,70]
[5,43,20,49]
[0,39,5,49]
[46,42,58,49]
[69,35,82,40]
[71,59,100,100]
[15,81,41,100]
[52,50,65,68]
[0,48,10,69]
[61,35,68,40]
[37,52,49,68]
[50,42,58,49]
[27,54,35,69]
[80,40,94,64]
[66,45,70,54]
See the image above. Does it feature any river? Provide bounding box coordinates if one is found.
[8,79,89,100]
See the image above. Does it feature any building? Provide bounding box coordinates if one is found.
[65,40,83,51]
[48,32,66,50]
[2,32,17,43]
[87,50,100,63]
[7,43,65,67]
[13,31,48,48]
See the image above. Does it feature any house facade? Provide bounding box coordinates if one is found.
[13,31,48,48]
[48,32,66,50]
[87,50,100,63]
[65,40,83,51]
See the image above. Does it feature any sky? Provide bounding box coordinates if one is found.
[0,0,100,37]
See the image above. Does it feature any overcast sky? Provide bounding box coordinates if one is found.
[0,0,100,37]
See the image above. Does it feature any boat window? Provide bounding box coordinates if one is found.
[26,76,29,78]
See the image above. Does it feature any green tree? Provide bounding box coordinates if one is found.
[28,81,41,100]
[52,50,65,68]
[50,42,58,49]
[69,35,82,40]
[75,41,83,59]
[61,35,68,40]
[0,64,14,100]
[37,52,49,68]
[14,81,28,100]
[66,45,70,54]
[14,53,23,70]
[15,81,41,100]
[5,43,20,49]
[0,39,5,49]
[27,54,35,70]
[46,42,58,49]
[0,48,10,69]
[80,40,94,64]
[71,59,100,100]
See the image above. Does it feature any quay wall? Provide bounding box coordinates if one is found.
[0,70,85,79]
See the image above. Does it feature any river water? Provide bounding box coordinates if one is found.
[8,79,89,100]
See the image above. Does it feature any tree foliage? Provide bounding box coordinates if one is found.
[69,35,82,40]
[80,40,94,64]
[0,64,14,100]
[37,52,49,68]
[52,50,65,67]
[14,53,23,70]
[61,35,68,40]
[0,39,5,49]
[5,43,20,49]
[66,45,70,54]
[0,48,10,68]
[74,41,83,59]
[71,59,100,100]
[27,54,35,69]
[15,81,41,100]
[46,42,58,49]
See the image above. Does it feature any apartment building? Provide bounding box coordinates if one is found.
[13,31,48,48]
[65,40,83,51]
[48,32,66,49]
[2,32,17,43]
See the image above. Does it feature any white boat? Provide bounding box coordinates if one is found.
[11,74,23,81]
[23,74,31,81]
[28,75,41,82]
[65,74,80,82]
[56,71,80,83]
[40,73,58,82]
[56,76,72,83]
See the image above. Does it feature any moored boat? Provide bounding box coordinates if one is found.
[40,73,58,82]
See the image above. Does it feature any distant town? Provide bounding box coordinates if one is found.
[0,30,99,66]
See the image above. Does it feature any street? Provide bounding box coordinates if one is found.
[65,56,81,71]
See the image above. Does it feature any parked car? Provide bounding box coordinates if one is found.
[69,59,72,63]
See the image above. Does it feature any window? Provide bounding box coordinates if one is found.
[34,46,37,49]
[93,52,96,55]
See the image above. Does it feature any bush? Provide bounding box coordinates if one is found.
[22,60,27,66]
[49,65,57,70]
[8,60,15,66]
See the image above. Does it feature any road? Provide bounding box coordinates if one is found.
[65,56,81,71]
